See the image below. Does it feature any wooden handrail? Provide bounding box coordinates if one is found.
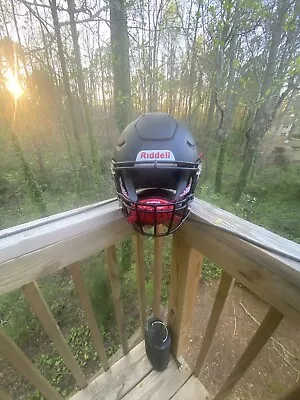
[186,199,300,399]
[0,197,299,400]
[0,199,132,295]
[181,201,300,321]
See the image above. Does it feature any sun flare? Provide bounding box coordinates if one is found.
[4,68,23,99]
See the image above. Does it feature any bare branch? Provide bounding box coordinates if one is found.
[18,0,66,11]
[18,0,53,33]
[58,7,109,27]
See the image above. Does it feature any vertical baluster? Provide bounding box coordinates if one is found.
[215,307,283,400]
[0,328,63,400]
[133,234,146,337]
[22,281,86,388]
[69,263,109,370]
[105,246,129,354]
[194,271,235,376]
[153,225,164,318]
[167,231,203,357]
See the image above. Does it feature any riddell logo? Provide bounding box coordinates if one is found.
[136,150,175,161]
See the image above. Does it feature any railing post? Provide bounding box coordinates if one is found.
[105,246,129,355]
[214,307,283,400]
[69,263,110,370]
[22,281,86,389]
[167,231,203,358]
[133,233,147,337]
[194,271,235,376]
[153,225,164,318]
[0,328,63,400]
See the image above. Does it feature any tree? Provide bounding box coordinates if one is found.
[234,0,300,201]
[67,0,98,170]
[49,0,86,165]
[110,0,131,132]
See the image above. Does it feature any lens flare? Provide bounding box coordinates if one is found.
[4,68,23,99]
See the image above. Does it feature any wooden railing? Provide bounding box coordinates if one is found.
[0,197,299,400]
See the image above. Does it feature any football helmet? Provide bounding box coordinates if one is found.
[112,112,201,236]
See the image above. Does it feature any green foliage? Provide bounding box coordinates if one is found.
[198,161,300,243]
[0,273,78,346]
[0,291,38,345]
[247,165,300,242]
[82,254,115,328]
[202,258,222,281]
[30,326,100,399]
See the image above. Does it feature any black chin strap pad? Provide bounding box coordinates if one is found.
[123,171,138,201]
[175,171,190,198]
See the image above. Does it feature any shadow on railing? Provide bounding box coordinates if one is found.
[0,197,299,399]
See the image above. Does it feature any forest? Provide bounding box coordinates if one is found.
[0,0,299,398]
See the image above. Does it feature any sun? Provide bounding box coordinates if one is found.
[4,68,23,99]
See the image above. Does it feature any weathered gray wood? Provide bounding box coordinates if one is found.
[0,388,12,400]
[189,199,300,285]
[69,263,109,370]
[190,199,300,272]
[0,198,117,241]
[0,200,132,295]
[153,225,164,318]
[171,375,210,400]
[22,281,86,389]
[194,271,234,376]
[0,328,63,400]
[279,382,300,400]
[133,234,147,337]
[214,307,283,400]
[105,246,129,355]
[87,328,142,384]
[122,356,191,400]
[71,341,152,400]
[167,232,203,357]
[182,216,300,321]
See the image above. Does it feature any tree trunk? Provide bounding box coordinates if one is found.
[109,0,131,132]
[11,131,47,216]
[233,0,285,202]
[49,0,85,165]
[214,30,238,194]
[215,141,227,194]
[67,0,97,170]
[0,1,10,37]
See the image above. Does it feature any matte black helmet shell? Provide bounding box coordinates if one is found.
[112,112,202,236]
[114,112,199,165]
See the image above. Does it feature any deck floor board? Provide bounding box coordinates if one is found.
[71,341,209,400]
